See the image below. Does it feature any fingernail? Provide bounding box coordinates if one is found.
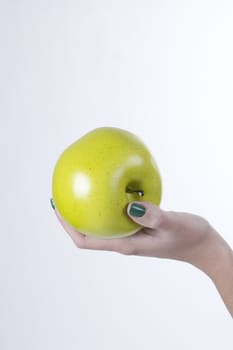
[50,198,55,210]
[129,203,146,217]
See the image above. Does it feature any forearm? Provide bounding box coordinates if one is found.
[208,243,233,318]
[192,228,233,318]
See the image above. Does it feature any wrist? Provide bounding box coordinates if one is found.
[190,226,233,280]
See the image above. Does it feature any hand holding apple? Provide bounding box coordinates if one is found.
[51,130,233,318]
[52,127,162,238]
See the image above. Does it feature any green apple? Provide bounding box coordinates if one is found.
[52,127,162,238]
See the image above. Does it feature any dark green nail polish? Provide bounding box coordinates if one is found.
[129,203,146,217]
[50,198,55,210]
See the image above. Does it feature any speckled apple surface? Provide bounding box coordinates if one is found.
[52,127,162,238]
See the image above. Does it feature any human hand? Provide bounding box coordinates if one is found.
[51,199,233,316]
[52,200,219,271]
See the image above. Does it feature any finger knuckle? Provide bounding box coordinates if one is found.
[118,245,135,256]
[73,238,86,249]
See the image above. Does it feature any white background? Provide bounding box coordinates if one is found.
[1,0,233,349]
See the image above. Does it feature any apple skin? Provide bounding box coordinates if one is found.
[52,127,162,238]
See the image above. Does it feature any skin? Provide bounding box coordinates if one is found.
[53,201,233,318]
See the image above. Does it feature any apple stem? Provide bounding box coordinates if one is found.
[126,188,144,196]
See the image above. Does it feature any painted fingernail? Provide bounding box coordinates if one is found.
[50,198,55,210]
[129,203,146,217]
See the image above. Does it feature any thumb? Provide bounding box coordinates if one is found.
[127,201,164,229]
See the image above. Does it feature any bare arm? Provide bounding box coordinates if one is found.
[197,233,233,317]
[52,200,233,318]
